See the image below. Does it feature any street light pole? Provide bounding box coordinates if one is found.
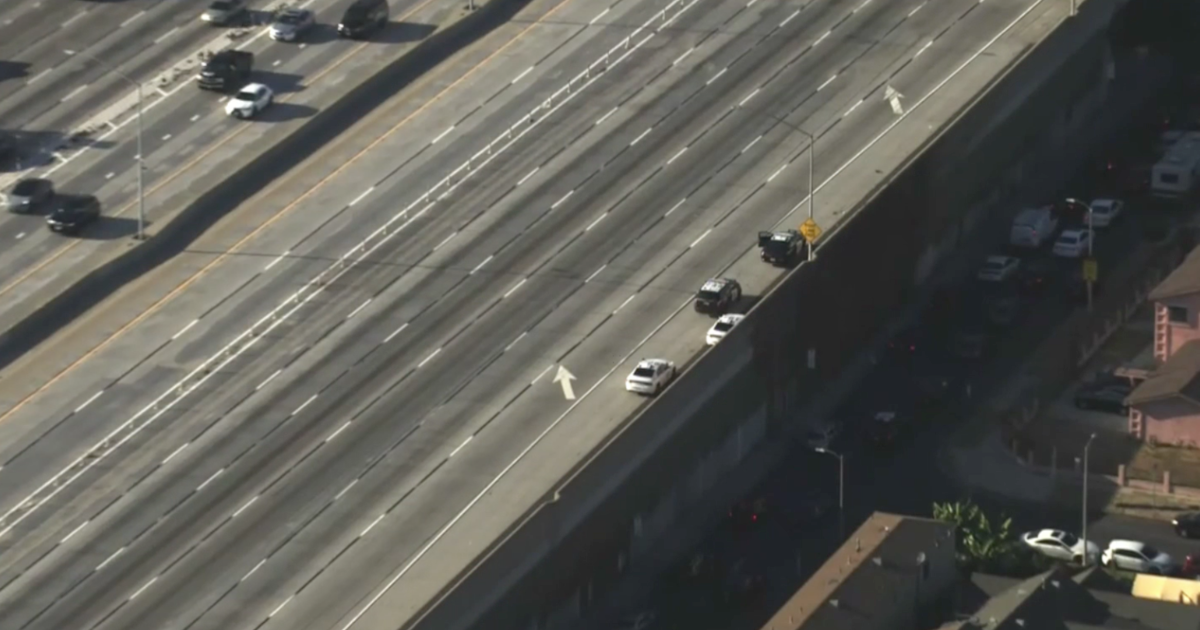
[1070,0,1077,17]
[768,114,816,260]
[815,447,844,541]
[1082,432,1096,566]
[65,49,145,241]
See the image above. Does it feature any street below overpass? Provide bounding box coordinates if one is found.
[0,0,1061,629]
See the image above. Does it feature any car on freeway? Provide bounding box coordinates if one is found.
[1101,540,1176,574]
[1016,256,1057,297]
[706,314,744,346]
[1052,228,1092,258]
[201,0,247,25]
[338,0,389,38]
[1173,512,1200,538]
[722,558,766,605]
[1088,198,1125,228]
[225,83,274,119]
[1020,529,1100,564]
[1073,380,1132,415]
[804,422,840,451]
[46,195,100,235]
[270,8,316,41]
[976,255,1021,283]
[757,229,802,266]
[625,359,676,395]
[694,278,742,315]
[864,409,912,449]
[6,177,53,213]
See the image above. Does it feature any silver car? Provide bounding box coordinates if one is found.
[270,8,315,41]
[202,0,248,25]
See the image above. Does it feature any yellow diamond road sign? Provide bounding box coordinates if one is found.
[1083,258,1098,282]
[799,218,822,243]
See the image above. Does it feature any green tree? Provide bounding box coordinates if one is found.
[932,500,1042,575]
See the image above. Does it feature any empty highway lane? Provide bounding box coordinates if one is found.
[0,0,1064,628]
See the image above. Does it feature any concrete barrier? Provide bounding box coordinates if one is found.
[405,2,1158,629]
[0,0,533,369]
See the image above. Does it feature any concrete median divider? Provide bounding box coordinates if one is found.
[0,0,533,369]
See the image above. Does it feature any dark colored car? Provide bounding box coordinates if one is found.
[46,195,100,235]
[758,229,802,266]
[883,325,930,363]
[950,314,990,360]
[1017,257,1057,297]
[722,558,766,605]
[694,278,742,315]
[1073,381,1132,415]
[6,177,53,212]
[338,0,389,38]
[1173,512,1200,538]
[864,409,911,448]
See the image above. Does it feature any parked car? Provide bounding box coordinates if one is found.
[1009,206,1059,249]
[1020,529,1100,564]
[976,255,1021,283]
[1088,198,1124,228]
[1073,381,1131,415]
[1101,540,1176,574]
[706,313,745,346]
[1052,229,1092,258]
[1173,512,1200,538]
[1017,257,1058,297]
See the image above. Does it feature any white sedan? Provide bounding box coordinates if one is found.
[1052,228,1092,258]
[1020,529,1099,564]
[1101,539,1176,574]
[225,83,273,119]
[976,255,1020,283]
[625,359,677,395]
[706,313,745,346]
[1088,198,1124,228]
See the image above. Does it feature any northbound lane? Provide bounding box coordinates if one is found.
[0,0,1070,629]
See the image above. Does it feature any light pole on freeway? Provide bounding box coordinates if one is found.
[769,114,816,261]
[1081,432,1097,566]
[65,49,145,240]
[815,446,844,541]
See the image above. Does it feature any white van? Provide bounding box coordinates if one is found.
[1152,132,1200,198]
[1009,206,1058,249]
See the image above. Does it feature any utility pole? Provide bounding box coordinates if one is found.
[1082,432,1096,565]
[769,114,816,261]
[816,447,845,541]
[66,49,145,240]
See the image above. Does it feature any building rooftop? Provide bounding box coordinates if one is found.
[1149,244,1200,301]
[757,512,953,630]
[1127,340,1200,408]
[953,566,1200,630]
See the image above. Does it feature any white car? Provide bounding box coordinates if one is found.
[225,83,273,119]
[976,255,1020,282]
[804,423,840,450]
[1020,529,1100,564]
[1052,229,1091,258]
[706,313,745,346]
[1101,539,1176,574]
[1088,198,1124,228]
[625,359,677,395]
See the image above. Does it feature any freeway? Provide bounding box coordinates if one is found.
[0,0,276,139]
[0,0,1067,628]
[0,0,435,336]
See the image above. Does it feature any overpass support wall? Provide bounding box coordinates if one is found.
[409,2,1161,629]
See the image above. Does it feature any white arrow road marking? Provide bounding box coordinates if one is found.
[552,365,577,400]
[884,84,905,115]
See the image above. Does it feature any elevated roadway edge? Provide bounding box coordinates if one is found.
[411,1,1137,629]
[0,0,527,370]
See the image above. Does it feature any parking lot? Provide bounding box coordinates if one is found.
[584,46,1200,630]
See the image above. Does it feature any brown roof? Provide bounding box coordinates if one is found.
[1127,340,1200,408]
[757,512,953,630]
[1150,244,1200,301]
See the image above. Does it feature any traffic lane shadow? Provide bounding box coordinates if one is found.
[257,102,317,123]
[300,24,340,45]
[0,129,116,172]
[368,22,436,44]
[0,60,29,83]
[61,216,140,240]
[251,71,304,94]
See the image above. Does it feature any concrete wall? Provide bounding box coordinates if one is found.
[406,2,1159,630]
[1140,401,1200,448]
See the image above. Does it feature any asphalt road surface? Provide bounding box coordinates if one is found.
[0,0,432,328]
[0,0,279,137]
[0,0,1069,629]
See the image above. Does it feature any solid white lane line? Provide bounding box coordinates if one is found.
[74,391,103,413]
[171,319,199,340]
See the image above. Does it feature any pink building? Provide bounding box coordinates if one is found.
[1128,246,1200,446]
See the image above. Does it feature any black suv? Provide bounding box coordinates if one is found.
[757,229,802,266]
[338,0,389,38]
[47,195,100,235]
[694,278,742,315]
[6,177,53,213]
